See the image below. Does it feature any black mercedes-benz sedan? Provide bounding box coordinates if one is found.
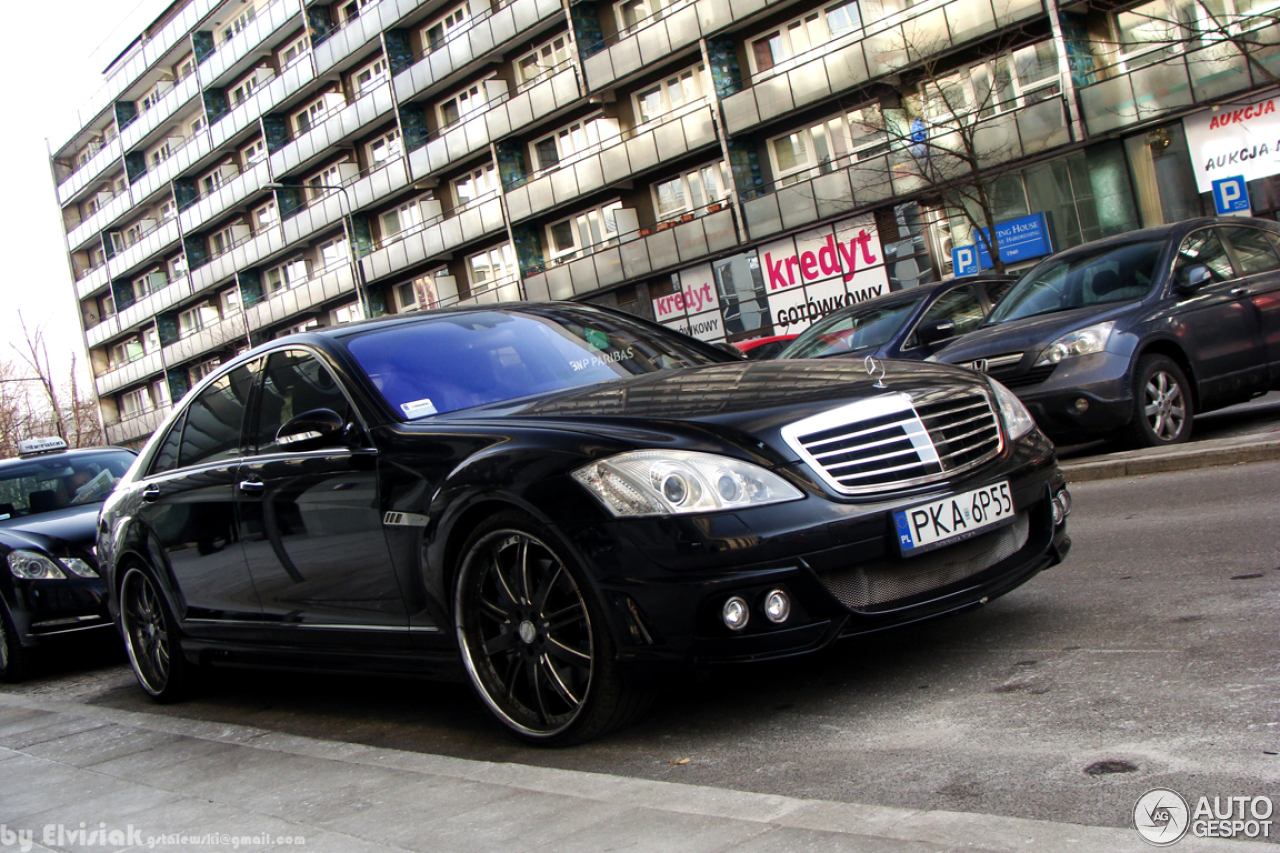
[1,438,136,681]
[99,302,1071,744]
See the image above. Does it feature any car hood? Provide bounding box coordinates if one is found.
[933,303,1138,364]
[0,504,100,554]
[453,359,994,462]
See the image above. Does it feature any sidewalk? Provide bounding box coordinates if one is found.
[1058,429,1280,482]
[0,693,1271,853]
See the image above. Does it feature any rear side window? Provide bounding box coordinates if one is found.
[1173,229,1234,285]
[1221,226,1280,276]
[176,364,257,469]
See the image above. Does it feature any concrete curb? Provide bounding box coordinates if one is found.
[1059,434,1280,482]
[0,692,1272,853]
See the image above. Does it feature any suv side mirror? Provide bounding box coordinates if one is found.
[917,318,959,349]
[276,408,348,447]
[713,342,747,360]
[1175,264,1213,293]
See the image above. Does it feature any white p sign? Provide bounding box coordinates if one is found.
[1212,175,1251,215]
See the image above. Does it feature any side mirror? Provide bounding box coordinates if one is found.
[713,342,747,360]
[276,408,348,447]
[1175,264,1213,293]
[917,318,959,349]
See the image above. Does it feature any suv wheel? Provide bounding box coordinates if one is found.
[1126,355,1193,448]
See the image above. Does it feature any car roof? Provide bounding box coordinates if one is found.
[1036,217,1280,265]
[0,445,134,472]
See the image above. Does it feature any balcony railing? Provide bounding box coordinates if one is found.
[197,0,301,91]
[108,218,183,281]
[179,160,267,235]
[120,74,203,153]
[67,190,133,253]
[57,137,124,207]
[312,0,434,75]
[163,311,249,366]
[268,82,393,179]
[76,263,113,302]
[105,405,171,447]
[245,263,357,332]
[1078,25,1280,137]
[95,348,165,398]
[360,196,506,283]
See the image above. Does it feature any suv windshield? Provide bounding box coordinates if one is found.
[0,450,136,519]
[987,240,1166,324]
[778,296,925,359]
[346,308,723,418]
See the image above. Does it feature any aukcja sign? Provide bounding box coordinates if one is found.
[656,213,889,341]
[1183,93,1280,193]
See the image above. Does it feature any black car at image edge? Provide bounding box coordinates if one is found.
[98,302,1071,744]
[932,217,1280,447]
[1,438,136,681]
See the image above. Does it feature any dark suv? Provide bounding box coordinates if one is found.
[931,217,1280,447]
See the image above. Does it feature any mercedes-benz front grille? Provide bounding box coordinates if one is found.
[781,389,1003,496]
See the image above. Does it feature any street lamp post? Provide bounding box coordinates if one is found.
[264,181,370,319]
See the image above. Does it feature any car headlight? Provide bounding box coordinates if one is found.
[61,558,98,578]
[990,380,1036,441]
[573,450,803,517]
[8,550,66,580]
[1035,321,1116,366]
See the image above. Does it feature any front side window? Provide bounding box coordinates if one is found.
[1173,228,1234,285]
[906,286,984,348]
[176,363,257,469]
[781,296,925,358]
[252,351,355,455]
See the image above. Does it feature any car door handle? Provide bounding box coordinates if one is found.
[238,479,265,496]
[141,484,160,503]
[1230,286,1250,297]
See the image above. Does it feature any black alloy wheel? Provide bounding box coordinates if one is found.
[454,512,648,745]
[119,567,190,702]
[1127,355,1194,448]
[0,602,27,683]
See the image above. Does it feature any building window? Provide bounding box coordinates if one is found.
[516,35,570,87]
[438,82,488,128]
[242,137,267,167]
[220,7,256,43]
[546,200,623,259]
[189,358,222,385]
[279,34,310,68]
[294,97,327,134]
[230,72,260,106]
[767,105,887,185]
[221,288,241,315]
[367,130,401,165]
[111,338,145,368]
[379,198,425,241]
[319,237,348,270]
[266,259,311,293]
[178,302,219,338]
[148,141,170,168]
[917,40,1062,125]
[530,116,608,171]
[453,164,497,206]
[633,65,709,124]
[615,0,689,34]
[423,3,471,53]
[169,254,187,280]
[353,55,389,95]
[652,161,731,217]
[331,302,363,324]
[120,387,152,418]
[467,244,518,287]
[254,200,278,230]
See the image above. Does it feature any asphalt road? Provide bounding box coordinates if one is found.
[6,459,1278,838]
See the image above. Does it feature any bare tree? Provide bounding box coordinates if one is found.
[0,315,103,453]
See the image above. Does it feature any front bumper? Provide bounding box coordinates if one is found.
[3,577,112,648]
[1008,352,1134,442]
[561,433,1068,672]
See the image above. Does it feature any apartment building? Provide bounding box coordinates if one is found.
[50,0,1280,446]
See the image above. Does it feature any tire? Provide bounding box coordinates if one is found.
[119,566,192,702]
[453,511,650,745]
[0,602,28,683]
[1126,355,1194,448]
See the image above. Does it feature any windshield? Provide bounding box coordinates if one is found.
[0,449,136,519]
[778,296,924,359]
[346,309,723,418]
[987,239,1166,324]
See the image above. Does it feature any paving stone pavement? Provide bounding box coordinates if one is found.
[0,693,1271,853]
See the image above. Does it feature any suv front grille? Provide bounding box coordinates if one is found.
[781,389,1003,496]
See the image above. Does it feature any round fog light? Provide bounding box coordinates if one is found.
[1058,488,1072,517]
[722,596,749,631]
[763,589,791,624]
[1051,496,1065,527]
[1073,397,1089,413]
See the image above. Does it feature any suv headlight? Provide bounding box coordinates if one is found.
[1036,321,1116,366]
[8,550,66,580]
[990,380,1036,441]
[573,450,803,517]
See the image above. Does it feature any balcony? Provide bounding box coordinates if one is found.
[106,404,171,447]
[198,0,304,91]
[278,158,408,246]
[120,74,203,153]
[116,275,196,335]
[268,83,394,178]
[193,225,288,293]
[523,206,738,299]
[108,218,183,280]
[57,138,123,207]
[245,263,357,331]
[67,190,133,253]
[361,196,506,283]
[95,349,165,397]
[740,96,1071,241]
[75,264,112,302]
[313,0,432,74]
[582,0,711,93]
[392,0,564,104]
[408,66,581,180]
[505,104,717,223]
[53,0,220,153]
[720,0,1042,136]
[163,311,249,366]
[209,59,316,150]
[131,131,215,201]
[180,160,270,235]
[85,314,121,349]
[1078,27,1280,137]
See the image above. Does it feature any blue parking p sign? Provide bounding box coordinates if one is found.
[1212,176,1250,215]
[952,245,980,276]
